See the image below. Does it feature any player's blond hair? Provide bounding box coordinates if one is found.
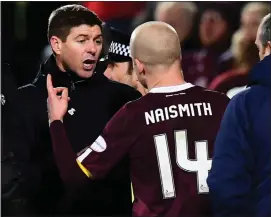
[130,21,181,68]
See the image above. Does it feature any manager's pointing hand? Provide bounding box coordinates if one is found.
[47,74,69,123]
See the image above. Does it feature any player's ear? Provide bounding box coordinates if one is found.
[266,41,271,55]
[135,59,144,74]
[50,36,63,55]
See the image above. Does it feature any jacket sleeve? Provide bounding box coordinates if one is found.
[207,92,254,216]
[49,104,137,186]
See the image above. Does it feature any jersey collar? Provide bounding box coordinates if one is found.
[149,83,194,93]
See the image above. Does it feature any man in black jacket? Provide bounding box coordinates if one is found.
[7,4,141,216]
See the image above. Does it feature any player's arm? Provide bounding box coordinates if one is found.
[47,74,137,186]
[50,104,137,186]
[75,104,138,180]
[207,92,252,216]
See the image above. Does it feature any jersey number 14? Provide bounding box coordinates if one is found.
[154,130,212,199]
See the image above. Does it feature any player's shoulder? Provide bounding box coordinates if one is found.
[187,86,230,111]
[194,85,230,101]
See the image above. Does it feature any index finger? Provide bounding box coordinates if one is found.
[47,74,54,94]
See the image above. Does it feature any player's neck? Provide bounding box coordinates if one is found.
[148,78,186,90]
[147,67,185,91]
[137,85,148,95]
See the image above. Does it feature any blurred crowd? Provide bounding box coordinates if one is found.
[2,1,270,97]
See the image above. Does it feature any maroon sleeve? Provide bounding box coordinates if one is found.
[50,103,138,185]
[77,104,139,179]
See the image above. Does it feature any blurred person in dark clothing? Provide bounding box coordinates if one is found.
[1,64,18,115]
[2,64,18,161]
[198,4,235,52]
[154,2,200,52]
[6,4,141,216]
[207,14,271,217]
[182,3,238,87]
[208,30,259,97]
[1,64,26,216]
[240,2,270,42]
[102,26,147,95]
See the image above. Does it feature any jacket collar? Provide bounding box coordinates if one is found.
[248,54,271,88]
[33,55,100,90]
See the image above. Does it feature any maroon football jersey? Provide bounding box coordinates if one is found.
[76,83,229,217]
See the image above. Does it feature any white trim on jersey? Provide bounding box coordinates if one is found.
[149,83,194,94]
[226,85,247,99]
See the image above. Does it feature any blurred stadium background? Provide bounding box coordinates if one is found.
[2,1,270,92]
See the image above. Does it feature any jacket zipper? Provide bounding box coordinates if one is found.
[71,81,75,91]
[67,72,75,91]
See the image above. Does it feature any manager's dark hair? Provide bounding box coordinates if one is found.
[47,4,103,42]
[260,13,271,46]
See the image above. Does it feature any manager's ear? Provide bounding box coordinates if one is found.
[50,36,63,55]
